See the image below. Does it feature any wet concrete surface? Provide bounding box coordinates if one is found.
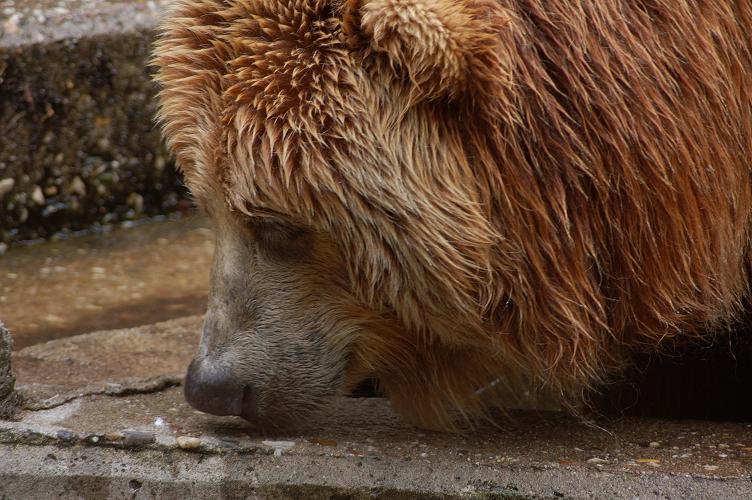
[2,316,752,498]
[0,216,212,348]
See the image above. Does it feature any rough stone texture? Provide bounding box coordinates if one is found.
[2,442,751,499]
[0,321,20,418]
[0,0,185,246]
[2,318,752,498]
[12,315,200,409]
[2,388,752,499]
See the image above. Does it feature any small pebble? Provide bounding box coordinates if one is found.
[649,441,660,448]
[703,465,719,471]
[586,457,607,464]
[56,430,74,442]
[70,176,86,196]
[176,436,201,450]
[122,430,155,447]
[0,178,14,199]
[127,192,144,211]
[262,440,295,450]
[31,185,45,205]
[263,440,295,457]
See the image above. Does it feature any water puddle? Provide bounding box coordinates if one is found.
[0,215,213,348]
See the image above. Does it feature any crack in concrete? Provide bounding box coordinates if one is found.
[21,375,182,411]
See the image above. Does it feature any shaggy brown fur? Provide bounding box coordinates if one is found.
[153,0,752,429]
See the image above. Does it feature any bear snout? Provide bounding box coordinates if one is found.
[184,357,258,421]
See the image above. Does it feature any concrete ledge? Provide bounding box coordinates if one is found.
[2,318,752,498]
[2,388,752,499]
[3,439,752,499]
[0,0,184,246]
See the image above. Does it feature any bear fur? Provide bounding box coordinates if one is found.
[153,0,752,429]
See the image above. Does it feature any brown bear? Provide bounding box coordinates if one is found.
[152,0,752,429]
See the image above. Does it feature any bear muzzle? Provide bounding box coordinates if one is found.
[184,357,258,421]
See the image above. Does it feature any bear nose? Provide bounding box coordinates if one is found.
[184,357,257,420]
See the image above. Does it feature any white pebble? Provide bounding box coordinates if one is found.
[262,440,295,450]
[70,176,86,196]
[176,436,201,450]
[0,178,14,199]
[31,185,45,205]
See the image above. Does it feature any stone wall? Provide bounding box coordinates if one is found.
[0,322,19,419]
[0,0,183,247]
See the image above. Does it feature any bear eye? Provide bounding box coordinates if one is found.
[249,218,310,261]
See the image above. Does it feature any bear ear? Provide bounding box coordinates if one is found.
[342,0,500,99]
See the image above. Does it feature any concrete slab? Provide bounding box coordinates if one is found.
[2,318,752,498]
[2,388,752,498]
[12,315,200,409]
[0,0,185,246]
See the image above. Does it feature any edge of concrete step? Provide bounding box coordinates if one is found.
[1,317,752,499]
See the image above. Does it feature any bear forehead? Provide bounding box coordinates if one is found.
[221,0,360,128]
[156,0,439,216]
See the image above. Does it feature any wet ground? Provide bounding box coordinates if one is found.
[3,316,752,498]
[0,215,213,349]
